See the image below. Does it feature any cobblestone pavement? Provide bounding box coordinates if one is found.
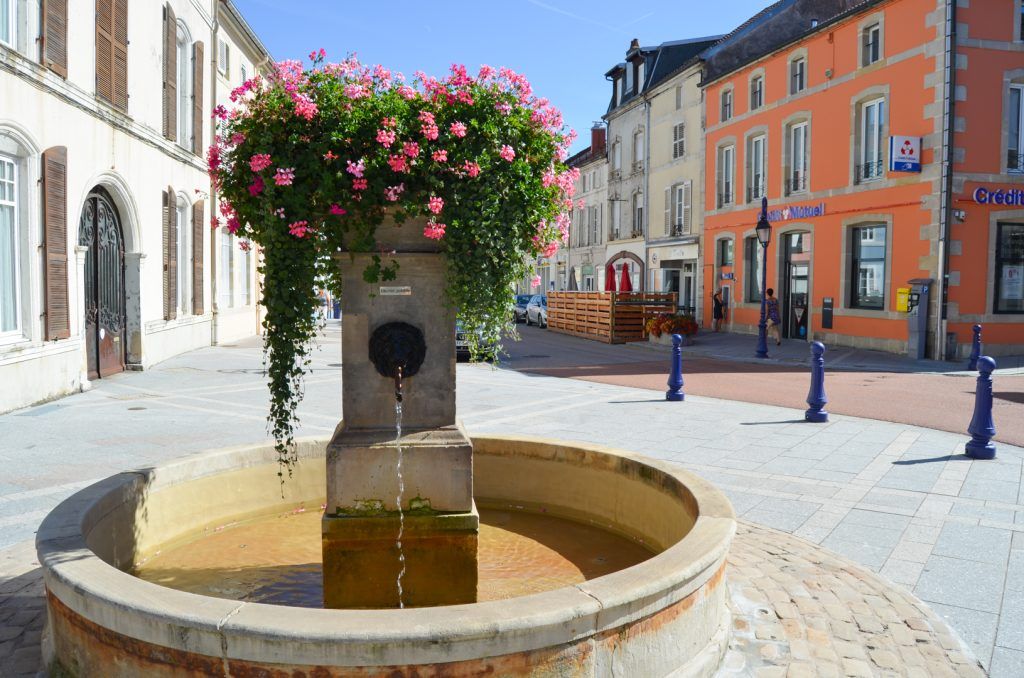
[2,325,1024,674]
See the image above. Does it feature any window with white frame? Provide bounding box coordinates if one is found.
[672,123,685,159]
[240,244,251,305]
[862,23,882,66]
[581,172,588,193]
[849,225,887,309]
[788,121,809,194]
[625,65,633,93]
[632,130,644,170]
[240,62,248,84]
[721,89,733,122]
[1009,84,1023,172]
[632,191,643,236]
[717,145,735,207]
[636,62,645,92]
[220,231,234,308]
[176,196,192,315]
[612,141,621,172]
[610,200,620,239]
[177,26,192,150]
[0,155,19,335]
[858,97,885,182]
[790,57,806,95]
[748,134,766,202]
[675,85,683,110]
[218,39,230,76]
[750,75,764,110]
[615,78,622,106]
[671,182,691,236]
[0,0,14,47]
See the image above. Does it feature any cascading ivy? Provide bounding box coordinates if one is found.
[209,53,579,474]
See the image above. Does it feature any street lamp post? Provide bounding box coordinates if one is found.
[755,197,772,359]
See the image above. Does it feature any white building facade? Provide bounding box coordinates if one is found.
[566,126,608,291]
[0,0,267,413]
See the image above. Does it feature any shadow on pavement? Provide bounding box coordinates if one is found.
[892,455,971,466]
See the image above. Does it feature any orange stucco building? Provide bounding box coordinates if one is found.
[701,0,1024,359]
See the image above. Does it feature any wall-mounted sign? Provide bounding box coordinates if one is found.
[379,286,412,296]
[1004,266,1024,300]
[973,187,1024,206]
[766,202,826,222]
[721,272,735,280]
[889,136,921,172]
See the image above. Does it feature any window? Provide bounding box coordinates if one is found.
[0,0,13,47]
[750,76,764,110]
[672,123,685,159]
[590,205,599,244]
[849,225,887,309]
[0,155,18,335]
[612,141,621,172]
[862,23,882,66]
[615,78,622,106]
[218,39,230,75]
[632,192,644,236]
[748,135,766,202]
[177,27,192,150]
[721,89,733,122]
[220,232,234,308]
[995,223,1024,313]
[240,245,251,306]
[240,62,248,84]
[670,182,691,236]
[717,145,735,207]
[790,57,806,95]
[745,237,763,302]
[788,122,809,194]
[632,130,644,170]
[581,173,588,193]
[636,62,645,93]
[858,98,885,182]
[1009,85,1023,172]
[625,65,633,93]
[718,238,734,267]
[1019,2,1024,42]
[176,197,192,315]
[610,200,621,239]
[675,85,683,110]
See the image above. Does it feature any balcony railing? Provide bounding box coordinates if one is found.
[1008,150,1024,173]
[746,183,765,204]
[785,173,807,195]
[630,228,645,239]
[670,223,688,237]
[855,160,884,184]
[716,189,734,209]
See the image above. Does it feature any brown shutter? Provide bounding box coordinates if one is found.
[163,187,177,320]
[163,3,177,140]
[42,147,70,340]
[112,0,128,110]
[192,200,204,316]
[192,41,204,155]
[95,0,113,103]
[41,0,68,78]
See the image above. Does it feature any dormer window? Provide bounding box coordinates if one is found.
[625,66,633,94]
[615,78,623,105]
[636,62,645,93]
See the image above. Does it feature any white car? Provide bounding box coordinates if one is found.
[525,295,547,328]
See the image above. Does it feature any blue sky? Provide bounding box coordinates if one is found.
[233,0,771,153]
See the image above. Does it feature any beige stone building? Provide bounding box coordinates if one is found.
[566,126,608,291]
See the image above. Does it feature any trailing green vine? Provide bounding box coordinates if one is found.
[209,53,578,474]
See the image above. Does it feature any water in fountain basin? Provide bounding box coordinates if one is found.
[395,400,407,609]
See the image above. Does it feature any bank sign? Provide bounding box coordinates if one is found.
[889,136,921,172]
[766,202,826,222]
[973,187,1024,206]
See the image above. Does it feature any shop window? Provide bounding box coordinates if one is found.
[786,121,809,194]
[861,23,882,66]
[995,222,1024,313]
[1009,84,1023,173]
[717,144,735,208]
[718,238,734,267]
[0,154,19,336]
[672,123,685,159]
[750,75,764,110]
[747,134,766,202]
[721,89,733,122]
[745,236,763,302]
[789,57,806,95]
[849,225,887,309]
[856,97,886,183]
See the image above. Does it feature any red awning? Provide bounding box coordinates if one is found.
[619,263,633,292]
[604,263,617,291]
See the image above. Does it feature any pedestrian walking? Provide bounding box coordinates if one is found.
[712,289,725,332]
[765,288,781,345]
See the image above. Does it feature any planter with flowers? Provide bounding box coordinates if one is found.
[645,313,700,346]
[209,53,577,471]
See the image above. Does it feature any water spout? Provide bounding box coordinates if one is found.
[394,365,404,404]
[395,397,406,608]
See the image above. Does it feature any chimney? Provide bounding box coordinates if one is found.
[629,38,640,51]
[591,125,606,157]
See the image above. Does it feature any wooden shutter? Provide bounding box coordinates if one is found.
[95,0,113,103]
[41,0,68,78]
[163,187,177,320]
[163,3,177,141]
[42,147,70,340]
[682,182,692,234]
[112,0,128,110]
[192,200,204,315]
[663,187,670,234]
[191,41,204,155]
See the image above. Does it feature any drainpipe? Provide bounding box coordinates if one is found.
[209,9,220,346]
[936,0,957,360]
[643,90,652,291]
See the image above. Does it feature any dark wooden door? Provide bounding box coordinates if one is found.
[79,191,126,379]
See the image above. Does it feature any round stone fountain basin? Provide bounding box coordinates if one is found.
[36,435,735,677]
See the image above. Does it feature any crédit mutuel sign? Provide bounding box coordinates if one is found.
[972,187,1024,206]
[766,202,827,222]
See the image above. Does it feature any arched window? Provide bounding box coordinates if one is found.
[175,195,192,315]
[0,153,19,335]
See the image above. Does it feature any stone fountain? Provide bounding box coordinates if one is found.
[35,216,736,676]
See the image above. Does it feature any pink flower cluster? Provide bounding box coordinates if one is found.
[346,159,365,178]
[250,154,272,172]
[423,222,446,240]
[330,204,347,215]
[499,145,516,162]
[463,161,481,178]
[388,154,408,172]
[427,196,444,214]
[432,149,447,162]
[449,121,467,138]
[352,178,368,190]
[403,141,420,158]
[376,128,397,148]
[288,220,309,238]
[293,94,318,121]
[384,183,405,202]
[248,176,264,196]
[274,167,295,186]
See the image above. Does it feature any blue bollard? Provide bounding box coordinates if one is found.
[968,324,982,370]
[805,341,829,422]
[965,356,997,460]
[666,334,685,401]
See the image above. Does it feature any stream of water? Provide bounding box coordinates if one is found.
[395,400,407,609]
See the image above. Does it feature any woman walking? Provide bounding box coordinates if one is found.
[765,288,782,345]
[712,289,725,332]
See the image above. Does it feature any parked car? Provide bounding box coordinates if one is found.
[525,295,547,328]
[513,294,532,323]
[456,320,497,361]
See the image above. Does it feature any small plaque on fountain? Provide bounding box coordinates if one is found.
[379,286,413,296]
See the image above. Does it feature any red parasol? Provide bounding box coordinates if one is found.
[619,263,633,292]
[604,263,617,291]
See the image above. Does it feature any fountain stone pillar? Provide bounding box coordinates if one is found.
[323,217,478,609]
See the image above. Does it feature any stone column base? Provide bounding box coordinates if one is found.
[322,507,479,608]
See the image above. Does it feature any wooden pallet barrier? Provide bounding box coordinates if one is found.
[547,292,677,344]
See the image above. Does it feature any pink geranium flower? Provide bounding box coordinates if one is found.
[463,161,481,178]
[346,159,365,178]
[449,121,467,138]
[403,141,420,158]
[288,220,309,238]
[248,176,264,196]
[384,183,405,202]
[421,123,439,140]
[542,241,559,257]
[352,178,368,190]
[499,145,515,162]
[432,149,447,162]
[530,274,541,288]
[330,204,347,215]
[423,222,446,240]
[274,167,295,186]
[388,154,408,172]
[323,151,338,162]
[376,129,397,148]
[427,196,444,214]
[250,154,272,172]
